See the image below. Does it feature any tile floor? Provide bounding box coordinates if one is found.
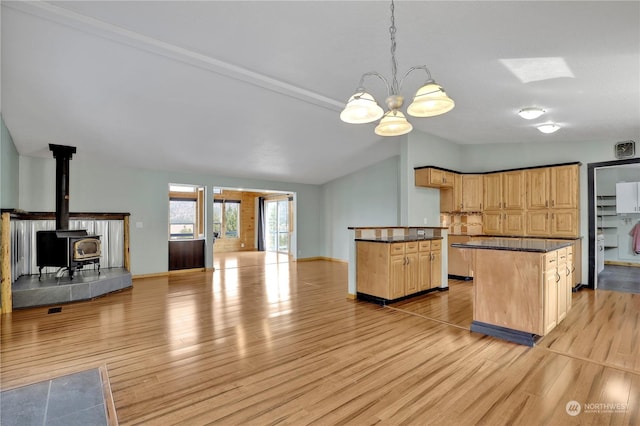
[0,368,108,426]
[597,265,640,293]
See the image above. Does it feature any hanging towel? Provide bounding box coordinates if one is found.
[630,223,640,255]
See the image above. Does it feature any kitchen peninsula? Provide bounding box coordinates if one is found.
[452,238,574,346]
[347,226,447,304]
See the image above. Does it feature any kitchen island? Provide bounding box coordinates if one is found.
[452,238,574,346]
[347,226,448,303]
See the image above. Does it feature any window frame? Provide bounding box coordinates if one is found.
[213,199,241,240]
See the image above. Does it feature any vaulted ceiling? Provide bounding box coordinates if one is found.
[2,1,639,184]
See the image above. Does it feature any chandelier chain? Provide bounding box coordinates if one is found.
[389,0,399,96]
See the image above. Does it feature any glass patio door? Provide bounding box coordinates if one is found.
[265,199,289,253]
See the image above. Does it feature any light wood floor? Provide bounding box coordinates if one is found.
[2,253,639,425]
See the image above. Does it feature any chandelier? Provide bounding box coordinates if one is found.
[340,0,455,137]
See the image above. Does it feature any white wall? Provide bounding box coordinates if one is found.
[321,156,400,261]
[402,130,464,226]
[1,116,19,209]
[18,155,323,275]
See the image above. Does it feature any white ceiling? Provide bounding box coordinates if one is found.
[2,1,639,185]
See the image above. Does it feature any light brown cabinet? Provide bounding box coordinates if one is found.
[356,239,442,302]
[440,173,482,212]
[448,235,472,277]
[551,166,579,209]
[415,168,454,188]
[543,248,571,335]
[470,243,572,339]
[525,165,580,237]
[483,170,526,235]
[461,175,483,211]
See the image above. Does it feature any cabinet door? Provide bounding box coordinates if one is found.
[430,249,442,288]
[544,269,558,334]
[405,252,419,294]
[526,210,551,236]
[556,250,568,322]
[448,235,471,277]
[503,170,525,210]
[503,212,526,235]
[440,173,462,212]
[390,255,406,299]
[418,251,432,291]
[441,171,455,188]
[551,209,578,237]
[483,173,503,211]
[616,182,639,213]
[462,175,483,211]
[526,168,551,209]
[483,211,502,234]
[551,165,579,209]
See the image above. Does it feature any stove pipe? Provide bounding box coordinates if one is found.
[49,144,77,230]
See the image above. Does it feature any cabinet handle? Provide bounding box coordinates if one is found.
[566,266,570,276]
[552,200,555,207]
[556,272,561,283]
[545,201,548,207]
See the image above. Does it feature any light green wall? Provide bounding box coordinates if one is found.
[18,155,323,276]
[402,130,463,226]
[321,155,400,261]
[1,116,19,209]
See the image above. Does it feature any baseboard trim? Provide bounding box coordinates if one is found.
[297,256,347,263]
[604,260,640,268]
[133,267,214,280]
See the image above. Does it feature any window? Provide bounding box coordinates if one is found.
[213,199,240,239]
[169,184,205,240]
[169,200,196,239]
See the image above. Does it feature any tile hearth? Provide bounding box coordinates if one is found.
[12,267,132,309]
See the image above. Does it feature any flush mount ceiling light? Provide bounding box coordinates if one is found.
[518,107,546,120]
[537,123,560,134]
[340,0,454,137]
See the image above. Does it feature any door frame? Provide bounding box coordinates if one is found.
[587,157,640,288]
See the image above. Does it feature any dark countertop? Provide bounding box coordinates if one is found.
[355,236,443,243]
[450,238,573,253]
[448,233,582,240]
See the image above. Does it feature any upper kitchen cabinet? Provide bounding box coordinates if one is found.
[461,175,483,212]
[551,165,579,209]
[484,171,525,211]
[527,165,579,210]
[415,167,455,188]
[616,182,640,213]
[440,174,482,212]
[526,168,551,209]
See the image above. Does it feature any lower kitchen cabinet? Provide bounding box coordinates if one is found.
[356,239,442,303]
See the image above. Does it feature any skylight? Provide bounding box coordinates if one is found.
[500,57,575,83]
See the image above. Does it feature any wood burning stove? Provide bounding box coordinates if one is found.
[37,230,101,279]
[35,144,102,279]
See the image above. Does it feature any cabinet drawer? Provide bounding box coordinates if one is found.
[545,252,558,268]
[391,243,405,255]
[405,242,418,253]
[430,240,442,251]
[419,241,431,251]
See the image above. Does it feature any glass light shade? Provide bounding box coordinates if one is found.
[537,123,560,134]
[340,91,384,124]
[406,82,455,117]
[518,107,545,120]
[374,110,413,136]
